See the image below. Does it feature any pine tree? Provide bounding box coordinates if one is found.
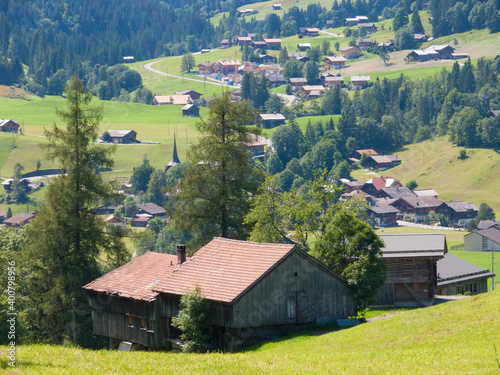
[411,6,425,34]
[23,75,127,346]
[169,92,263,250]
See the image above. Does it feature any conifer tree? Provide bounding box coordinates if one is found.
[23,75,127,346]
[169,92,263,250]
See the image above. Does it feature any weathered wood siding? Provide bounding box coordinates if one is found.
[231,250,356,328]
[87,292,160,347]
[379,259,437,306]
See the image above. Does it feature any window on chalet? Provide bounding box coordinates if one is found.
[482,237,488,250]
[140,318,147,331]
[127,315,134,328]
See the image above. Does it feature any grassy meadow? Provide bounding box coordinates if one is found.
[351,137,500,214]
[2,288,499,374]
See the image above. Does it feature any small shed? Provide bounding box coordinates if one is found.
[272,4,282,10]
[259,113,286,128]
[108,130,137,144]
[376,233,447,306]
[182,103,199,117]
[297,43,311,52]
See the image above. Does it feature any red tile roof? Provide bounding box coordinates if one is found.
[153,238,296,303]
[366,177,401,191]
[83,252,178,301]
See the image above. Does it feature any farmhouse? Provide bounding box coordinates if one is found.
[357,23,377,33]
[243,141,266,158]
[174,90,202,101]
[362,154,401,168]
[264,38,282,50]
[198,62,217,75]
[362,177,402,195]
[137,203,166,218]
[103,215,125,228]
[1,178,30,193]
[358,38,373,49]
[251,40,268,50]
[324,76,344,88]
[272,4,282,10]
[340,46,362,59]
[323,56,347,69]
[350,75,370,89]
[435,201,478,227]
[288,53,310,63]
[4,213,35,227]
[376,234,447,306]
[154,95,193,106]
[376,187,416,200]
[259,113,286,128]
[389,196,444,223]
[0,119,20,133]
[300,28,319,37]
[368,205,400,227]
[288,77,308,91]
[107,130,137,144]
[258,54,274,64]
[84,238,356,350]
[220,39,234,48]
[301,85,325,95]
[437,253,495,295]
[464,221,500,252]
[236,37,252,46]
[266,75,286,87]
[181,103,199,117]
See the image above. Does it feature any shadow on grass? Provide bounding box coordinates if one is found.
[239,322,343,353]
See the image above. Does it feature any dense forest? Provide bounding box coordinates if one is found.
[1,0,499,90]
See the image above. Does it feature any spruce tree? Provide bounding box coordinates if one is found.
[23,75,127,346]
[169,92,263,250]
[411,7,425,34]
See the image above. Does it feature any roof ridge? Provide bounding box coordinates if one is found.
[212,237,295,247]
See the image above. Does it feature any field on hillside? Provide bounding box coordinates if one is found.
[2,289,499,374]
[351,137,500,214]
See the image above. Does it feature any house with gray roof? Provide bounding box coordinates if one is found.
[464,221,500,252]
[437,253,495,295]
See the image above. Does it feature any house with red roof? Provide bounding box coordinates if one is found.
[84,238,356,350]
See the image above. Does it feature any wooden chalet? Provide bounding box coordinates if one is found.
[266,75,286,87]
[243,141,266,158]
[3,213,35,227]
[376,187,416,200]
[288,77,308,91]
[362,177,402,195]
[323,56,347,70]
[1,178,30,193]
[464,221,500,252]
[437,254,494,296]
[0,119,20,133]
[107,130,137,144]
[220,39,234,48]
[258,54,274,64]
[84,238,356,350]
[341,46,362,59]
[357,23,376,33]
[301,85,325,96]
[340,179,364,193]
[288,53,310,63]
[236,37,252,46]
[350,75,370,89]
[264,38,282,50]
[376,234,447,306]
[198,62,217,75]
[357,38,373,49]
[137,203,166,218]
[413,34,428,43]
[251,40,267,50]
[351,149,378,160]
[324,76,344,88]
[131,217,150,227]
[362,154,400,168]
[390,196,443,223]
[174,90,202,101]
[181,103,199,117]
[297,43,311,52]
[435,201,478,227]
[259,113,286,128]
[368,205,399,227]
[300,28,319,37]
[272,3,282,10]
[104,215,125,228]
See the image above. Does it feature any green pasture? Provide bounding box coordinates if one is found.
[351,137,500,214]
[3,288,499,374]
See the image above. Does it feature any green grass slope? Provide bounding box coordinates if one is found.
[3,289,500,374]
[352,137,500,214]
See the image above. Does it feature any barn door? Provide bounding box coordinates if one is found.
[286,294,297,323]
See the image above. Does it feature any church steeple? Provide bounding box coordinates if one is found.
[166,132,181,171]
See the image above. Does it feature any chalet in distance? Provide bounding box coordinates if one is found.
[107,130,137,144]
[464,220,500,252]
[259,113,286,128]
[84,238,356,350]
[0,119,20,133]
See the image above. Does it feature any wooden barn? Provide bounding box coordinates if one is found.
[375,234,447,307]
[84,238,356,350]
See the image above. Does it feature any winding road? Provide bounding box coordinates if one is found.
[143,58,296,106]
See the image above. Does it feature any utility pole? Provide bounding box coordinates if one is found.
[492,247,495,291]
[72,298,76,345]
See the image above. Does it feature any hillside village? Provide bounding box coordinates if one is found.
[0,0,500,371]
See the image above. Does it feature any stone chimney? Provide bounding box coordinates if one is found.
[177,244,186,265]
